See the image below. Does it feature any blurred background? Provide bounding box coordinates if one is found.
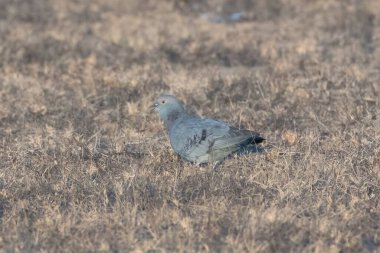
[0,0,379,252]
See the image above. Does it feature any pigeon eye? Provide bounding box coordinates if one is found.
[161,100,165,104]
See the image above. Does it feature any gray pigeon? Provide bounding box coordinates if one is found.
[153,95,265,164]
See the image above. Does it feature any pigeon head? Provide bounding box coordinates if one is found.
[153,95,186,123]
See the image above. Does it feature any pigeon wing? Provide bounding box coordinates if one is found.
[170,118,263,163]
[212,126,265,149]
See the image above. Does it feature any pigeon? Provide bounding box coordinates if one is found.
[153,95,265,164]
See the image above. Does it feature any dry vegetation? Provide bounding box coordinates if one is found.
[0,0,379,252]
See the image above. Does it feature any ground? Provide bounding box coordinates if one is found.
[0,0,379,252]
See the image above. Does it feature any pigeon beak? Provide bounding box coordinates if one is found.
[151,103,158,112]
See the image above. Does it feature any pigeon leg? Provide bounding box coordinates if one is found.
[212,161,222,171]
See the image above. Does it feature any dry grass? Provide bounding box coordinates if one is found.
[0,0,379,252]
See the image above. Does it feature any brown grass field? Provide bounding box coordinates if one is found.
[0,0,379,252]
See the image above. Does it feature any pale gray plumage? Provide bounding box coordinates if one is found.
[153,95,265,164]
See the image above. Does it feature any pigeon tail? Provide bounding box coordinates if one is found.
[246,135,265,145]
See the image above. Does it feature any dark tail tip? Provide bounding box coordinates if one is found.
[253,136,265,144]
